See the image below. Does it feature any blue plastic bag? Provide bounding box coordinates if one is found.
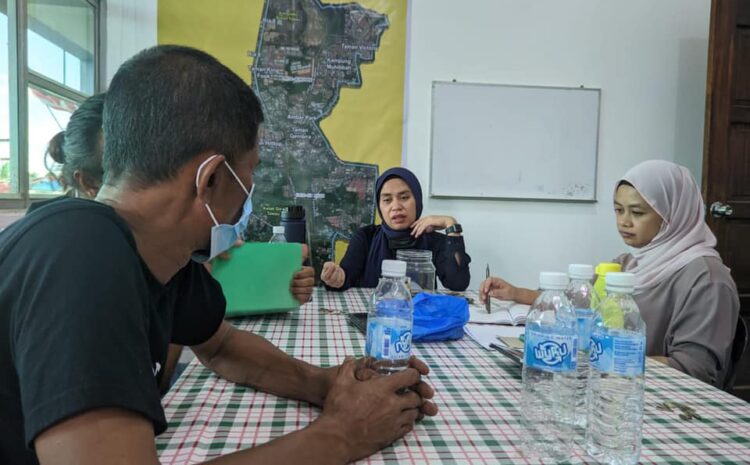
[412,293,469,342]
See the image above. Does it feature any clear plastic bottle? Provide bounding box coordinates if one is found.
[566,263,598,428]
[521,272,578,463]
[586,272,645,465]
[366,260,413,374]
[269,226,287,243]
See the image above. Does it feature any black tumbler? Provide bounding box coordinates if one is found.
[281,205,306,244]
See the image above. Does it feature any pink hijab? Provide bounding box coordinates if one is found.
[617,160,723,294]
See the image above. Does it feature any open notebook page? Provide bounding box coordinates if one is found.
[468,300,530,325]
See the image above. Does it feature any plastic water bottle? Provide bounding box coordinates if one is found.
[566,263,598,428]
[586,272,645,465]
[366,260,413,374]
[269,226,287,243]
[521,272,578,462]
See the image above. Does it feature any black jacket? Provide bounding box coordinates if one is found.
[330,224,471,291]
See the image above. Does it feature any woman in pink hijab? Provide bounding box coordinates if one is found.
[480,160,739,388]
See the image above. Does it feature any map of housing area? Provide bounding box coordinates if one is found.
[247,0,391,274]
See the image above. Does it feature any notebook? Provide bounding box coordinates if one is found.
[464,323,525,365]
[468,301,530,326]
[211,242,301,317]
[464,323,525,349]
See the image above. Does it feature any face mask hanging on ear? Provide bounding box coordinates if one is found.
[191,154,255,263]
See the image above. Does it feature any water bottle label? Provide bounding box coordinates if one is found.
[576,308,594,353]
[366,321,412,361]
[589,333,645,376]
[523,329,578,372]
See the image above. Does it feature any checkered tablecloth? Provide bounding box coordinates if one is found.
[157,288,750,464]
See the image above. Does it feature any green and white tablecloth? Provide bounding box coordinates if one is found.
[157,288,750,464]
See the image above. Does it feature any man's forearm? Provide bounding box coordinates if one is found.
[204,416,350,465]
[195,325,334,406]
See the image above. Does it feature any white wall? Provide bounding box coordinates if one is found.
[105,0,712,290]
[104,0,157,85]
[405,0,711,290]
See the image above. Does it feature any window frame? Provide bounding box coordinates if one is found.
[0,0,102,209]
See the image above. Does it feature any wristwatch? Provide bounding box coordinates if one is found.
[445,223,463,235]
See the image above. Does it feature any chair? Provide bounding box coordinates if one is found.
[726,316,748,392]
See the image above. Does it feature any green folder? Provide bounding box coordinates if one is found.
[211,242,301,317]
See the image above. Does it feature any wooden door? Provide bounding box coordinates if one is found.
[703,0,750,401]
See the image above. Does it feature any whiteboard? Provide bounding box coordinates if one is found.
[429,82,600,201]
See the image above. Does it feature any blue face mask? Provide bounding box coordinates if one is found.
[192,154,255,263]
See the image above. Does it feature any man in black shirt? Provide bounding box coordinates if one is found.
[0,45,436,465]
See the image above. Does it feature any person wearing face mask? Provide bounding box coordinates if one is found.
[479,160,740,388]
[321,167,471,291]
[35,94,316,395]
[0,46,438,465]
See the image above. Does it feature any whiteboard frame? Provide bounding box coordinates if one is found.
[428,81,601,202]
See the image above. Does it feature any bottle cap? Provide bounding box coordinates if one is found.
[281,205,305,220]
[595,262,622,276]
[272,226,285,234]
[605,272,635,293]
[539,272,568,290]
[382,260,407,278]
[568,264,594,280]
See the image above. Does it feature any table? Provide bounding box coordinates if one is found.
[157,288,750,464]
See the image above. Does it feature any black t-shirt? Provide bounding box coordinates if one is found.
[0,198,226,465]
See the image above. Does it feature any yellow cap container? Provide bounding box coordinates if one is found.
[594,262,622,301]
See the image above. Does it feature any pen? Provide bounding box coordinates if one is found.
[485,264,491,314]
[490,343,522,366]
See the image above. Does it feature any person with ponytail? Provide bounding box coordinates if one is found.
[45,93,105,198]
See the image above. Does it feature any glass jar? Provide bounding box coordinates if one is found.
[396,249,436,293]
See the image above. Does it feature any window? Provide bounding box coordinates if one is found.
[0,0,100,207]
[28,85,77,194]
[28,0,96,95]
[0,2,12,195]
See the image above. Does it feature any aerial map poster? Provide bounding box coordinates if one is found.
[158,0,408,273]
